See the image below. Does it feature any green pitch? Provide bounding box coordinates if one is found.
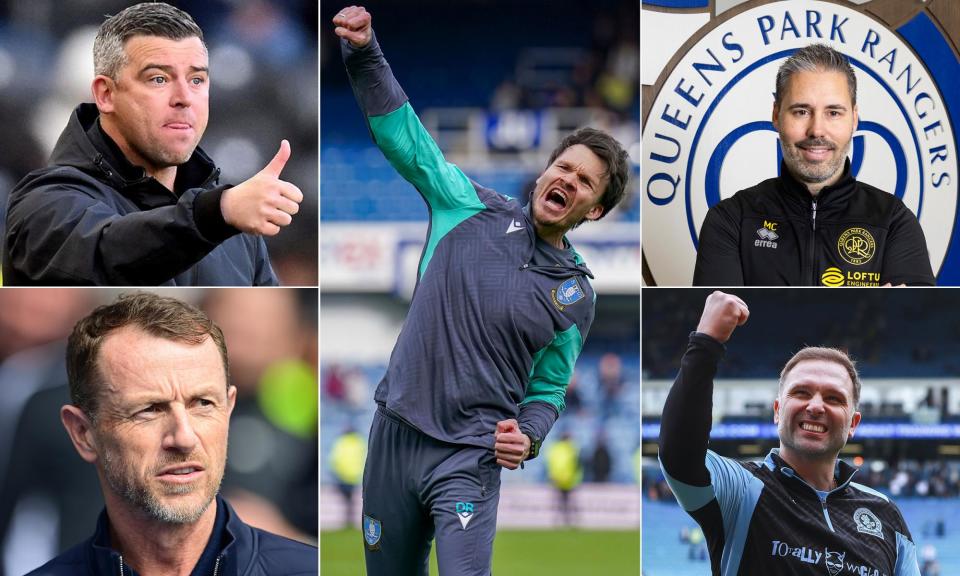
[321,529,639,575]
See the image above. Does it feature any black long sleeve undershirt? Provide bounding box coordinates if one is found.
[658,332,726,487]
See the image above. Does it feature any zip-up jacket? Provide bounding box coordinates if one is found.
[3,104,277,286]
[343,33,595,450]
[25,495,317,575]
[693,161,934,286]
[658,333,920,575]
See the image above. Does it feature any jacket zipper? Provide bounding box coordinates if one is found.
[820,498,835,532]
[810,200,818,285]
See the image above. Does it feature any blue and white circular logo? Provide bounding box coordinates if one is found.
[642,1,959,284]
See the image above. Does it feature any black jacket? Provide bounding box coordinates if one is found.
[25,495,316,576]
[3,104,277,285]
[693,161,934,286]
[659,333,920,575]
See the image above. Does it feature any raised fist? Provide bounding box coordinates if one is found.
[696,291,749,343]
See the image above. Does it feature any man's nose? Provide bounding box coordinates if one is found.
[162,406,200,452]
[807,112,826,138]
[806,393,826,414]
[170,78,193,108]
[559,170,578,191]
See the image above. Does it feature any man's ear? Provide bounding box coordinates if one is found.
[584,203,605,223]
[60,405,100,464]
[91,75,117,114]
[773,397,781,425]
[226,385,237,416]
[771,103,780,132]
[848,410,862,439]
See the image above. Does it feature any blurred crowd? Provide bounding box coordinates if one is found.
[644,290,960,380]
[643,459,960,503]
[322,348,640,516]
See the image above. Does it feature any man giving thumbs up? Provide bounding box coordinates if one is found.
[3,2,300,286]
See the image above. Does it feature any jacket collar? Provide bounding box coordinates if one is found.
[520,203,594,279]
[49,104,220,208]
[777,158,856,208]
[764,448,858,495]
[86,494,243,576]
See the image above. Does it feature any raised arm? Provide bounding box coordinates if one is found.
[334,6,482,214]
[659,291,749,492]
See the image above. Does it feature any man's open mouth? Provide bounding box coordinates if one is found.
[545,188,568,209]
[800,422,827,433]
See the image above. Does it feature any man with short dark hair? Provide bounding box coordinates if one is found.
[26,292,316,575]
[334,6,630,575]
[4,2,303,285]
[694,43,934,286]
[659,291,920,575]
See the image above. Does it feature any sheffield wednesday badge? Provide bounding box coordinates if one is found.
[363,515,382,550]
[552,277,585,311]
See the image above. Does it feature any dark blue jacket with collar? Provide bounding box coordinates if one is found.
[24,495,316,576]
[3,104,277,286]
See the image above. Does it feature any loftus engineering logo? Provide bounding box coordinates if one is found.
[642,0,959,285]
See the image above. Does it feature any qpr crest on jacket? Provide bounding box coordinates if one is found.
[642,0,959,284]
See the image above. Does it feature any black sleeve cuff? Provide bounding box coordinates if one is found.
[689,331,726,355]
[518,401,559,460]
[193,185,240,243]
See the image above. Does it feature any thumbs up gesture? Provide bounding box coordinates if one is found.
[221,140,303,236]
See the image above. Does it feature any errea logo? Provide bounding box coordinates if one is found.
[755,221,779,248]
[642,1,958,285]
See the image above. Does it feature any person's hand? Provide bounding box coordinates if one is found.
[494,419,530,470]
[333,6,373,48]
[696,291,749,343]
[220,140,302,236]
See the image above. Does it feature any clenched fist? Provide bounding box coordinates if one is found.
[696,291,749,343]
[333,6,373,48]
[494,419,531,470]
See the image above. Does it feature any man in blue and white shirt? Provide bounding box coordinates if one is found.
[659,291,920,576]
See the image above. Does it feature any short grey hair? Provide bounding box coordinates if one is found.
[94,2,205,80]
[774,44,857,108]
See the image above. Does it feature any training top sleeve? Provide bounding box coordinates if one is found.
[882,202,935,286]
[659,332,725,488]
[894,530,922,576]
[659,332,759,520]
[341,33,482,214]
[694,201,745,286]
[518,322,588,449]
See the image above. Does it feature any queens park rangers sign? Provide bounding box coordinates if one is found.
[642,0,959,285]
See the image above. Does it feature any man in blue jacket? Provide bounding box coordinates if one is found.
[334,6,630,575]
[26,292,316,575]
[3,2,303,285]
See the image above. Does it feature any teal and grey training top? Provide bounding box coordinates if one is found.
[342,34,595,451]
